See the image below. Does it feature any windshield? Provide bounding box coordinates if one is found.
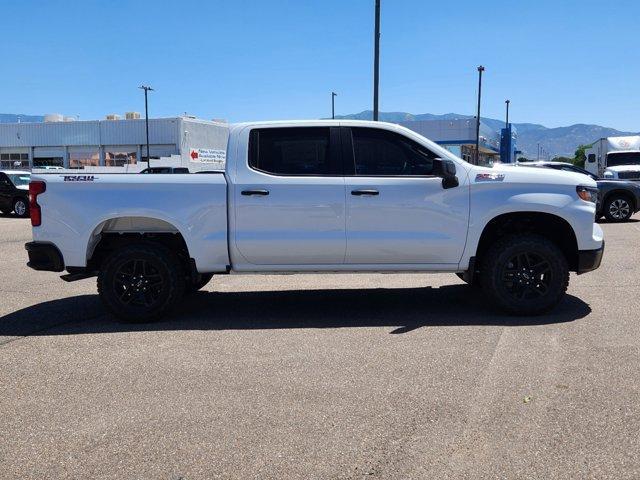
[7,173,30,187]
[607,152,640,167]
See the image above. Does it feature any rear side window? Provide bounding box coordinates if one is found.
[351,127,436,176]
[249,127,334,175]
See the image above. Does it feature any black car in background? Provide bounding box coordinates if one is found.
[525,161,640,222]
[0,170,30,217]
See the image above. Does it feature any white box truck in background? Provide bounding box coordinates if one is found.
[585,136,640,180]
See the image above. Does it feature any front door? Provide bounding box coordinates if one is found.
[343,126,469,265]
[232,126,346,266]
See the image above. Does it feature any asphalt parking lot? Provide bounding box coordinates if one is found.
[1,214,639,479]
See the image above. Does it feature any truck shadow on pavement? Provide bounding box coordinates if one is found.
[0,285,592,338]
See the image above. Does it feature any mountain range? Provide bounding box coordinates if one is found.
[334,111,638,159]
[2,111,637,159]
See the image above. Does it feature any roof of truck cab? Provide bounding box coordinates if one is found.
[230,119,397,128]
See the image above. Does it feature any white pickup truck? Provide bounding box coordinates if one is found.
[25,120,604,321]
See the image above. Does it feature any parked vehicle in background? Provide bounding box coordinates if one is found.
[0,170,30,217]
[140,167,190,174]
[603,164,640,181]
[523,161,640,222]
[585,136,640,180]
[36,166,64,171]
[25,120,604,321]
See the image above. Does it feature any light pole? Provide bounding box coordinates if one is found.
[373,0,381,121]
[139,85,154,166]
[475,65,485,165]
[331,92,337,119]
[505,99,510,128]
[537,142,540,160]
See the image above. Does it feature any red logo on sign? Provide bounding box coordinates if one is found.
[190,150,199,160]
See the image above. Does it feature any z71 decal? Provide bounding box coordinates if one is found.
[62,175,96,182]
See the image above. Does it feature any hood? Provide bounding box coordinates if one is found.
[478,163,597,188]
[605,165,640,172]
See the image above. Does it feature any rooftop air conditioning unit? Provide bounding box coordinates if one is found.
[125,111,141,120]
[106,114,121,121]
[44,113,64,123]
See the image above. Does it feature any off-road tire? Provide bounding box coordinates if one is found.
[97,243,186,322]
[481,234,569,315]
[186,273,214,293]
[603,194,633,222]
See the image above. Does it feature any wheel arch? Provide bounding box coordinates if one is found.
[86,216,193,273]
[602,189,636,211]
[475,212,579,272]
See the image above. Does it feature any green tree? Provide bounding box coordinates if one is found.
[573,144,591,168]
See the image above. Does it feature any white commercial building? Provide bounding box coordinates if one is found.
[0,116,229,171]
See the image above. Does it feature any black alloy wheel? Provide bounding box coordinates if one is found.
[500,252,552,301]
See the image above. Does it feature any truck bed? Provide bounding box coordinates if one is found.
[31,172,230,272]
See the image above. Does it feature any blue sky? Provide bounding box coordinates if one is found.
[1,0,639,130]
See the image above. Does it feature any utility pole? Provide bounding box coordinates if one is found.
[139,85,154,166]
[475,65,485,165]
[537,142,540,160]
[373,0,381,121]
[331,92,337,119]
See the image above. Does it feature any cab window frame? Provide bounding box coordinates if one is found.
[248,126,342,177]
[341,126,439,177]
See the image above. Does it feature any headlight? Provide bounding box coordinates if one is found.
[576,185,598,203]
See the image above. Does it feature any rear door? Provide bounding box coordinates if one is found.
[343,126,469,265]
[232,126,346,266]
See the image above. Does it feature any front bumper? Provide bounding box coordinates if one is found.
[25,242,65,272]
[577,241,604,275]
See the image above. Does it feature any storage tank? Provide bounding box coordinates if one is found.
[44,113,64,123]
[125,111,141,120]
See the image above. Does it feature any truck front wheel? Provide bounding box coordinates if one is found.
[97,244,185,322]
[480,234,569,315]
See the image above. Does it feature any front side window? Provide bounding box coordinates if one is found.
[249,127,333,175]
[351,127,436,176]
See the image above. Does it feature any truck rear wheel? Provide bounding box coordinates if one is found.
[480,234,569,315]
[97,244,185,322]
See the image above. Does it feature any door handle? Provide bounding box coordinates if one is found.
[241,189,270,196]
[351,189,379,196]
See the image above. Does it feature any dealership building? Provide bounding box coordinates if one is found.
[0,115,229,171]
[400,118,516,165]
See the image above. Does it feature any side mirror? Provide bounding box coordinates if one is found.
[433,158,459,189]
